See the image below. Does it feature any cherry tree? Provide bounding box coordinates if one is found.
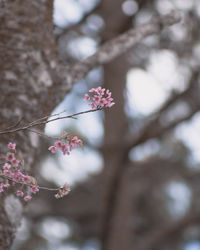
[0,1,181,249]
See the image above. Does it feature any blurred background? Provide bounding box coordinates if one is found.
[11,0,200,249]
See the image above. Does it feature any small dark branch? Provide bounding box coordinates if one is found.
[151,71,197,118]
[65,11,181,86]
[126,71,199,152]
[139,212,200,250]
[55,3,101,42]
[0,174,59,191]
[0,116,23,131]
[0,108,103,135]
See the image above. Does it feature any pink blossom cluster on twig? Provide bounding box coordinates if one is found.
[0,143,39,201]
[48,135,83,155]
[55,183,71,199]
[84,86,115,109]
[0,87,115,201]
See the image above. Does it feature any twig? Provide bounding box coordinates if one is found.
[0,174,59,191]
[0,107,103,135]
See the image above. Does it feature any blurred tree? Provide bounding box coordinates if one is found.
[2,0,200,250]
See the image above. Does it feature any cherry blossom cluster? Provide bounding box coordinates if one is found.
[1,87,115,201]
[48,136,82,155]
[55,183,71,199]
[0,143,39,201]
[84,86,115,109]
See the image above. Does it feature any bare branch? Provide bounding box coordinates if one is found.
[0,174,59,191]
[64,11,181,87]
[126,72,199,151]
[55,3,101,42]
[139,212,200,250]
[0,108,103,135]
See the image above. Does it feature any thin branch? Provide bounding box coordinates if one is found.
[0,116,23,131]
[139,212,200,250]
[125,72,199,152]
[45,11,181,113]
[28,110,66,127]
[0,107,103,135]
[63,11,181,87]
[0,174,59,191]
[55,3,101,42]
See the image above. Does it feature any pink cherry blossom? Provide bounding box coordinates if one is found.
[0,142,41,201]
[48,145,57,153]
[12,169,23,182]
[48,136,82,156]
[89,102,97,109]
[6,152,15,162]
[30,185,39,194]
[22,175,31,184]
[16,190,24,197]
[89,88,97,93]
[70,136,82,150]
[84,86,115,109]
[3,163,11,170]
[55,183,71,198]
[93,95,101,104]
[8,142,16,150]
[84,93,90,101]
[24,195,32,201]
[96,87,105,96]
[11,158,20,167]
[3,183,10,188]
[0,185,4,193]
[54,141,63,149]
[61,143,70,155]
[3,169,11,177]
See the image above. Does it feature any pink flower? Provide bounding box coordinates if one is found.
[55,183,71,198]
[84,94,90,101]
[3,163,11,170]
[84,87,115,109]
[89,88,97,93]
[70,136,82,150]
[61,144,70,155]
[0,185,4,193]
[96,87,105,96]
[89,102,97,109]
[106,101,115,108]
[54,141,63,149]
[93,95,101,104]
[48,145,57,153]
[106,89,112,97]
[22,175,31,184]
[16,190,24,197]
[12,169,23,182]
[24,195,32,201]
[30,185,39,194]
[6,152,15,162]
[3,183,10,188]
[99,98,106,107]
[8,142,16,150]
[11,158,20,167]
[3,169,11,177]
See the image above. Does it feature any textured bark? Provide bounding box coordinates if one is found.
[0,1,60,248]
[101,55,130,250]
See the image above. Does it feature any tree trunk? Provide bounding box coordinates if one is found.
[0,1,68,248]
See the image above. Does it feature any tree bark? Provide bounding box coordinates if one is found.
[0,1,63,248]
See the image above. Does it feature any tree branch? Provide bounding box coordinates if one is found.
[60,11,181,87]
[0,108,103,135]
[126,71,199,152]
[139,212,200,250]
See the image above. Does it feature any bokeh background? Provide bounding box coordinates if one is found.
[11,0,200,249]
